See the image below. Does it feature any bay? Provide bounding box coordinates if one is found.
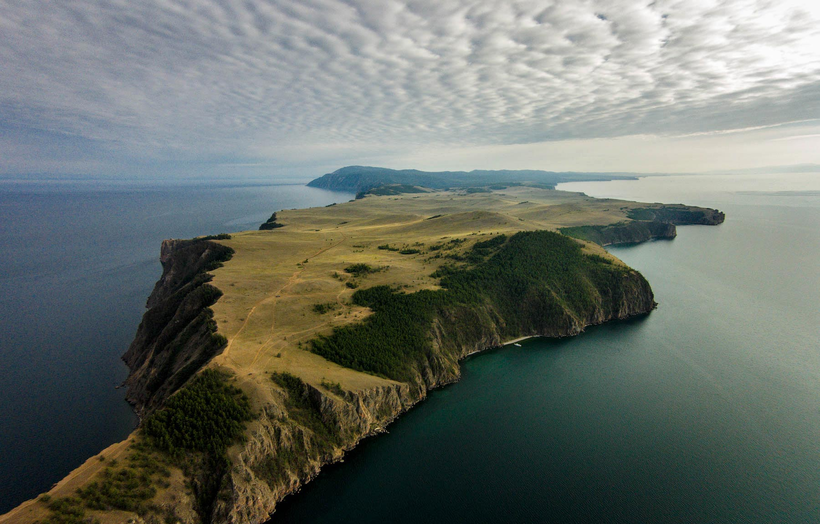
[270,173,820,523]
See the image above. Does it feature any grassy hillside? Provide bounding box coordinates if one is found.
[3,185,722,524]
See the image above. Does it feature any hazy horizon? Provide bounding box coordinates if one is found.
[2,163,820,187]
[2,0,819,179]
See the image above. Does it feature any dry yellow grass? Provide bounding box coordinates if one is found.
[209,186,639,394]
[2,186,645,523]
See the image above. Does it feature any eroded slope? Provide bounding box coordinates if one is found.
[3,187,723,524]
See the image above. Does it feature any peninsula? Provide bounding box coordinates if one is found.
[1,178,723,524]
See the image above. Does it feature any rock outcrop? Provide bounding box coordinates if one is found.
[561,204,724,246]
[187,269,654,523]
[122,237,234,416]
[118,232,657,524]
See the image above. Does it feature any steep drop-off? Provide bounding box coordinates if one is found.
[560,205,725,246]
[122,236,234,416]
[6,185,726,524]
[122,232,656,524]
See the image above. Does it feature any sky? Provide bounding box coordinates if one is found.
[1,0,819,179]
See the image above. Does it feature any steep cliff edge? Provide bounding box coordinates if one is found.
[7,186,723,524]
[627,205,726,225]
[560,220,678,245]
[122,236,234,416]
[117,231,656,524]
[208,231,657,524]
[560,204,724,246]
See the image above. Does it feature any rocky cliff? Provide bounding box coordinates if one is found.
[122,236,234,416]
[560,220,678,245]
[200,274,655,524]
[118,232,656,524]
[199,235,656,523]
[560,204,724,246]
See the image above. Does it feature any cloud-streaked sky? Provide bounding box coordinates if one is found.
[2,0,819,177]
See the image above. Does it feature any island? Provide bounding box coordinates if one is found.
[1,177,723,524]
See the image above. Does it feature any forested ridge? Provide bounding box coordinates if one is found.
[311,230,650,382]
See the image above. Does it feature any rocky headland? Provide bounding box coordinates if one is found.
[1,183,723,524]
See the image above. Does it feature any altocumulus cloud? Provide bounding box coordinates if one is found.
[1,0,819,168]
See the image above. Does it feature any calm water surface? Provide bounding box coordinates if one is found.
[270,173,820,523]
[0,181,351,512]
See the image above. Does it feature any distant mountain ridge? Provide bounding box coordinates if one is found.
[306,166,639,193]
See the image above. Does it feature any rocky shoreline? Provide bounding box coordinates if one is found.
[127,237,657,524]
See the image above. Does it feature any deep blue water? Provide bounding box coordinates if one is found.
[0,181,352,513]
[269,174,820,523]
[2,174,818,522]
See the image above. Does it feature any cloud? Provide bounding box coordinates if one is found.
[1,0,819,171]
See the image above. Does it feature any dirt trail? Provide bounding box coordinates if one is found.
[243,233,348,368]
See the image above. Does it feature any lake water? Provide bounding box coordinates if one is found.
[0,180,351,513]
[2,174,818,522]
[269,173,820,523]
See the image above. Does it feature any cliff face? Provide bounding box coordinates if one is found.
[217,381,418,524]
[560,204,725,246]
[627,205,725,225]
[560,221,677,246]
[123,237,234,416]
[122,234,655,524]
[207,270,655,524]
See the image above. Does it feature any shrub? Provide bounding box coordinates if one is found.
[77,464,159,514]
[345,263,373,277]
[259,212,284,230]
[143,370,253,458]
[320,379,345,396]
[312,302,339,314]
[41,497,95,524]
[198,233,231,241]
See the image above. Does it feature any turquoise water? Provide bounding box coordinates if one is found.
[271,174,820,523]
[0,181,351,513]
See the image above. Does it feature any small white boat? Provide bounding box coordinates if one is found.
[513,343,522,347]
